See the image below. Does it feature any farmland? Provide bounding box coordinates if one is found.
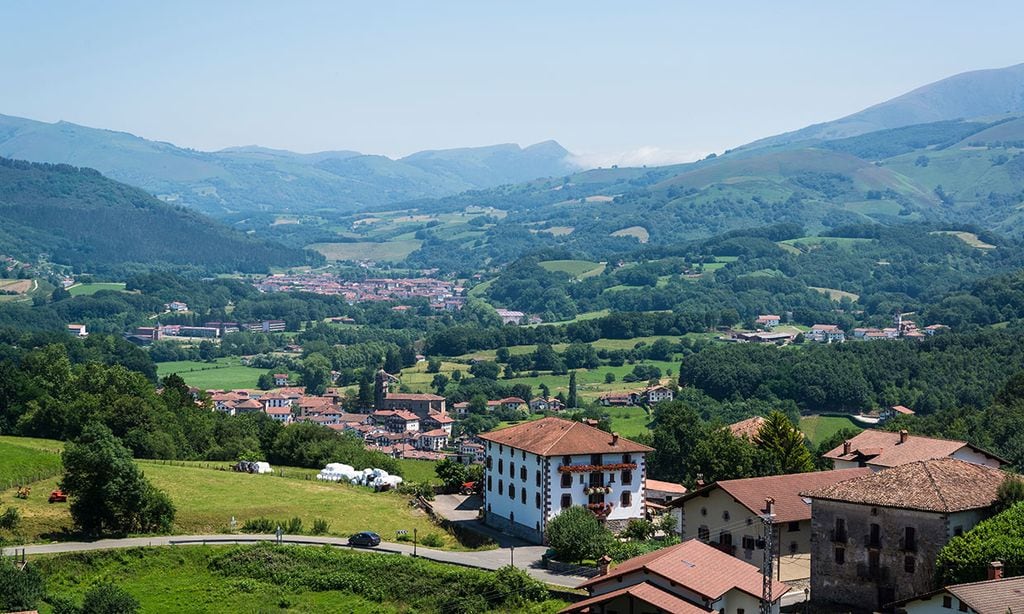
[799,414,862,446]
[538,259,605,279]
[0,436,63,491]
[156,357,265,390]
[67,281,127,296]
[3,460,453,547]
[308,239,424,263]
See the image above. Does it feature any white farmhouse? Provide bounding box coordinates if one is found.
[478,417,652,544]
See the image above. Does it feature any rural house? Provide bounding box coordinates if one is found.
[802,458,1011,612]
[823,429,1005,471]
[478,417,651,544]
[893,564,1023,613]
[667,468,870,581]
[561,539,791,614]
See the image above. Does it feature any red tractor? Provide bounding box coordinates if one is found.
[459,481,480,496]
[48,489,68,503]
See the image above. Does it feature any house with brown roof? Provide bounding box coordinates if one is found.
[379,392,446,419]
[644,478,686,507]
[823,429,1005,472]
[878,405,915,422]
[478,417,652,544]
[803,458,1012,612]
[728,415,767,440]
[667,468,870,582]
[414,428,449,452]
[807,324,846,343]
[561,539,790,614]
[893,563,1023,614]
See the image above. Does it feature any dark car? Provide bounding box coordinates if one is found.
[348,531,381,547]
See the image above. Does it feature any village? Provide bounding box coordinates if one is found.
[254,273,467,311]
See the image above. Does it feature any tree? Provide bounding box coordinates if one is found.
[754,411,814,475]
[604,372,615,384]
[936,501,1024,585]
[60,423,176,536]
[257,371,275,390]
[300,353,332,396]
[567,371,578,409]
[995,475,1024,513]
[0,557,44,613]
[431,373,449,394]
[469,361,500,380]
[435,458,468,491]
[384,346,403,374]
[78,582,140,614]
[539,383,550,399]
[546,506,614,563]
[426,358,442,374]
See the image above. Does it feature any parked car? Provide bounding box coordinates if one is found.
[348,531,381,547]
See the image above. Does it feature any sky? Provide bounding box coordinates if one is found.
[1,2,1022,165]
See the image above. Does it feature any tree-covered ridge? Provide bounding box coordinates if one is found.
[0,157,318,273]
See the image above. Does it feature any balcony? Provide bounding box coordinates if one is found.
[586,502,613,518]
[584,486,612,496]
[830,529,848,543]
[558,462,637,473]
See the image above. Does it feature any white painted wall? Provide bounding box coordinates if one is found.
[545,451,646,523]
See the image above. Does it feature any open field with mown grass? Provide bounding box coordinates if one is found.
[67,281,127,296]
[809,286,860,302]
[307,239,423,262]
[799,414,862,447]
[0,436,63,490]
[156,357,265,390]
[931,230,996,249]
[3,461,453,547]
[538,259,605,279]
[609,226,649,242]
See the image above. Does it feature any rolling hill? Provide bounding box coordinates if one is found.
[0,157,316,273]
[0,114,578,216]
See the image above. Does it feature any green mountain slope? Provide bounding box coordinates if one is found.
[0,157,316,273]
[0,114,577,216]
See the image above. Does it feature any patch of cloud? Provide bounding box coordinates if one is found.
[567,146,709,170]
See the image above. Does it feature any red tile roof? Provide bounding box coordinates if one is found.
[946,576,1024,614]
[478,417,652,456]
[890,405,915,415]
[670,469,870,523]
[804,458,1010,512]
[577,539,789,600]
[728,416,767,440]
[644,478,687,495]
[418,429,449,438]
[385,393,445,401]
[822,429,1002,468]
[559,581,708,614]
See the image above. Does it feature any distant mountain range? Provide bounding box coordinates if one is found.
[0,157,316,273]
[0,114,577,217]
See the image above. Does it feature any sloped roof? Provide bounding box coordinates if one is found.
[669,469,870,523]
[577,539,788,600]
[559,581,709,614]
[645,478,688,495]
[478,417,652,456]
[893,576,1024,613]
[822,429,1003,468]
[385,392,445,401]
[728,416,767,440]
[804,458,1008,512]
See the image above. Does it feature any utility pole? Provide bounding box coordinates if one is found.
[760,497,776,614]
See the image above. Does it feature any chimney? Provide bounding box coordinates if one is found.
[611,432,619,445]
[597,554,612,576]
[765,496,776,517]
[899,430,909,444]
[843,440,852,455]
[988,561,1004,580]
[696,473,705,488]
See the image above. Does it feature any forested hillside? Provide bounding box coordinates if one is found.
[0,158,317,273]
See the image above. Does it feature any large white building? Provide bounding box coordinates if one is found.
[478,416,652,544]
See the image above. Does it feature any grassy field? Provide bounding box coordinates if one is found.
[538,259,605,279]
[395,458,441,485]
[67,282,127,296]
[307,240,423,263]
[32,545,567,613]
[809,286,860,302]
[4,461,453,547]
[931,230,997,249]
[610,226,650,243]
[605,406,653,438]
[156,357,265,390]
[799,414,862,447]
[0,437,64,491]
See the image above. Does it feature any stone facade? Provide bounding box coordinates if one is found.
[811,500,967,612]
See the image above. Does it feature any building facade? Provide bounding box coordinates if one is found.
[479,417,651,544]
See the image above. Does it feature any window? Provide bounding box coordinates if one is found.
[834,546,845,564]
[789,542,798,554]
[869,550,880,573]
[509,462,515,478]
[698,525,709,541]
[520,466,527,481]
[535,470,541,486]
[620,491,632,506]
[742,535,756,550]
[591,454,602,466]
[869,523,881,548]
[620,469,632,485]
[701,507,708,516]
[623,454,631,464]
[508,484,515,499]
[954,526,963,537]
[522,449,526,460]
[942,595,952,608]
[521,489,526,504]
[719,531,732,547]
[833,518,847,542]
[722,510,731,521]
[498,479,503,494]
[535,493,541,509]
[904,555,915,573]
[560,494,571,509]
[487,476,492,491]
[959,601,968,612]
[788,521,800,532]
[498,459,503,473]
[563,455,571,466]
[561,472,572,488]
[904,527,917,551]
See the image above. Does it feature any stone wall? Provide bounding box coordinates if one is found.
[484,510,544,544]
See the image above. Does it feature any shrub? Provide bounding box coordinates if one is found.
[0,507,21,531]
[79,582,140,614]
[285,517,303,534]
[419,533,444,548]
[0,557,44,613]
[546,506,615,563]
[310,518,330,535]
[936,501,1024,584]
[621,518,655,541]
[241,517,275,534]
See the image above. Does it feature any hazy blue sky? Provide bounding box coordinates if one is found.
[1,2,1022,164]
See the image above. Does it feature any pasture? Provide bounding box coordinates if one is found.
[155,357,266,390]
[799,414,862,447]
[307,239,423,262]
[67,282,127,296]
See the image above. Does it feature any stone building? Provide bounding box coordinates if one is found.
[803,458,1009,613]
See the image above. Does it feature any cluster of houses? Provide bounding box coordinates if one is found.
[478,413,1021,613]
[737,314,949,346]
[127,320,287,343]
[494,308,543,325]
[451,395,566,417]
[254,274,466,311]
